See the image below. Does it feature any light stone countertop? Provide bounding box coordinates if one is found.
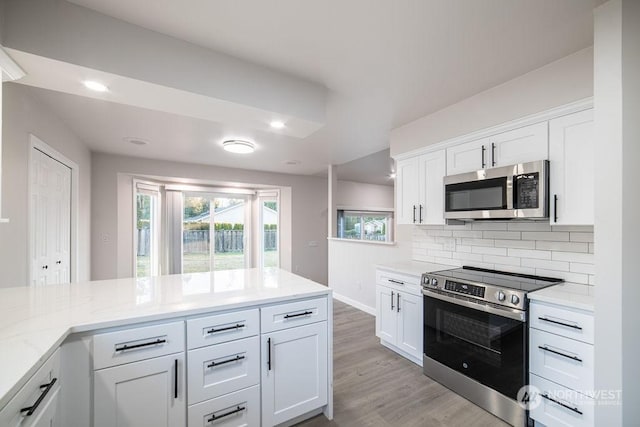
[0,268,331,409]
[375,260,457,277]
[528,282,595,312]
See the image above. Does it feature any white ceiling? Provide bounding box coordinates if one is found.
[16,0,596,183]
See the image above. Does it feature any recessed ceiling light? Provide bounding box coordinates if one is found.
[389,173,396,179]
[270,121,285,129]
[222,139,255,154]
[124,137,149,146]
[83,80,109,92]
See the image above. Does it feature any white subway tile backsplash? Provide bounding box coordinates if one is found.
[521,258,569,271]
[522,231,570,241]
[483,255,521,266]
[471,246,507,256]
[535,241,589,253]
[411,223,595,285]
[508,248,551,260]
[460,238,496,247]
[471,222,509,231]
[570,232,594,243]
[507,222,552,232]
[452,230,483,238]
[494,239,536,249]
[452,252,484,262]
[483,231,522,240]
[570,262,595,274]
[552,252,594,263]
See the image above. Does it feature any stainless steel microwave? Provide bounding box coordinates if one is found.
[444,160,549,220]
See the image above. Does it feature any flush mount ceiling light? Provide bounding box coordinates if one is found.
[270,120,285,129]
[124,137,149,146]
[83,80,109,92]
[222,139,255,154]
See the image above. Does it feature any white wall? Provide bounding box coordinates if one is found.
[336,180,393,210]
[593,0,640,423]
[390,48,594,156]
[328,226,412,313]
[91,152,328,285]
[0,83,91,287]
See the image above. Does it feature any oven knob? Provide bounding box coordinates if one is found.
[422,276,430,285]
[497,291,506,302]
[511,294,520,305]
[431,278,438,287]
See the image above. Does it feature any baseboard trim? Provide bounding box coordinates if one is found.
[332,292,376,315]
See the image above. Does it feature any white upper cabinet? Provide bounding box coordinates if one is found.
[549,109,594,225]
[396,149,446,225]
[446,122,548,175]
[418,150,446,225]
[395,156,420,224]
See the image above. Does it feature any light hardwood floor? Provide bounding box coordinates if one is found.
[297,300,509,427]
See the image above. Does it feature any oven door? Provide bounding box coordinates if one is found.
[423,291,526,400]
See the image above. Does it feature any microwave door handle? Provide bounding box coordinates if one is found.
[506,176,514,210]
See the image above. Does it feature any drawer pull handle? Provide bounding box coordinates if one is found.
[115,338,166,352]
[540,393,583,415]
[538,317,582,330]
[20,378,57,416]
[388,279,404,285]
[207,405,246,423]
[207,323,245,334]
[284,311,313,319]
[207,355,246,368]
[174,359,178,399]
[538,345,583,362]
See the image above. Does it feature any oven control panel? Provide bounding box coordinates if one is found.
[444,280,485,298]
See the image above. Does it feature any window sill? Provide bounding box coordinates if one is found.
[327,237,396,246]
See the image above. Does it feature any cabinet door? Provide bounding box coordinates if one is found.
[419,150,446,224]
[94,354,186,427]
[375,285,397,345]
[396,157,420,224]
[24,387,60,427]
[395,293,423,359]
[549,110,594,225]
[489,122,548,168]
[262,322,328,426]
[446,138,487,175]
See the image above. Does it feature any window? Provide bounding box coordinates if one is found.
[135,182,161,277]
[258,191,279,268]
[183,195,248,273]
[337,210,393,242]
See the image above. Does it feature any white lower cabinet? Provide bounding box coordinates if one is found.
[529,300,594,427]
[375,268,424,365]
[188,385,260,427]
[94,353,186,427]
[261,321,328,426]
[0,349,61,427]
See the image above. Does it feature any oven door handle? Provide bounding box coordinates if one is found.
[422,289,526,322]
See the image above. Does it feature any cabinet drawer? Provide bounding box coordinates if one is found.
[187,336,259,404]
[376,269,421,295]
[93,321,185,370]
[187,309,259,350]
[0,349,61,427]
[188,385,260,427]
[530,302,594,344]
[530,329,593,391]
[261,297,327,333]
[530,374,594,427]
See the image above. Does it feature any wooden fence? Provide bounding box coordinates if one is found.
[137,229,277,256]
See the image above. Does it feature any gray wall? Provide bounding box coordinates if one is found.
[91,152,328,285]
[336,180,393,210]
[390,47,594,156]
[0,83,91,287]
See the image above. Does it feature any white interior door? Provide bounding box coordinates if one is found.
[31,148,71,286]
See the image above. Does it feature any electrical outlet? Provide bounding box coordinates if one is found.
[101,233,111,244]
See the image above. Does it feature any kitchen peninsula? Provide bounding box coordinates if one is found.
[0,268,333,426]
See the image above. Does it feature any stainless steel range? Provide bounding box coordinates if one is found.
[421,266,562,427]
